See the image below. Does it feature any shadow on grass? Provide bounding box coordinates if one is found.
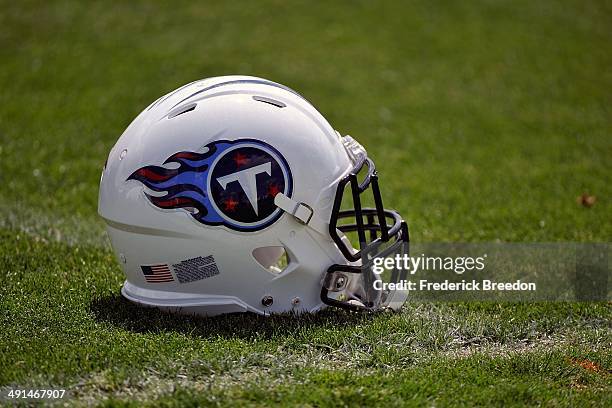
[90,294,367,340]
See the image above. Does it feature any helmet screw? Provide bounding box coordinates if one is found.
[120,148,128,160]
[336,275,347,289]
[291,297,301,306]
[261,296,273,307]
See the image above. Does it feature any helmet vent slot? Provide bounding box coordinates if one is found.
[167,103,197,119]
[252,95,286,108]
[252,246,290,275]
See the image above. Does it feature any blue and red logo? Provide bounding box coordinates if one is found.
[128,139,292,231]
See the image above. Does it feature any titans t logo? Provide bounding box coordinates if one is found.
[128,139,293,232]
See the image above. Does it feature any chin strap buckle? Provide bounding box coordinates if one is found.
[292,202,314,225]
[274,193,328,236]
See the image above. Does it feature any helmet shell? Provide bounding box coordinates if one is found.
[99,76,354,315]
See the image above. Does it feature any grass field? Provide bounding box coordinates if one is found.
[1,0,610,406]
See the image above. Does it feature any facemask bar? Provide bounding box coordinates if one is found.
[321,151,410,312]
[321,222,409,311]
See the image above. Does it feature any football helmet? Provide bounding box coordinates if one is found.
[99,76,409,316]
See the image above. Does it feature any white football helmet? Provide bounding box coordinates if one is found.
[99,75,409,316]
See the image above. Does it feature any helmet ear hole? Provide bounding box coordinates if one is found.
[252,246,290,275]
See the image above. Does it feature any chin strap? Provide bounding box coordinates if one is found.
[274,193,329,236]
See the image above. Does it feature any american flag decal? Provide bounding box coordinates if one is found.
[141,264,174,283]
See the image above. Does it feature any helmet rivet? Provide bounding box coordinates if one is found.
[291,297,301,306]
[336,275,347,289]
[120,149,128,160]
[261,296,273,307]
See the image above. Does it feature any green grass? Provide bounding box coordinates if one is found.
[0,0,610,406]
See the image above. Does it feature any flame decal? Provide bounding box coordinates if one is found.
[127,141,234,225]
